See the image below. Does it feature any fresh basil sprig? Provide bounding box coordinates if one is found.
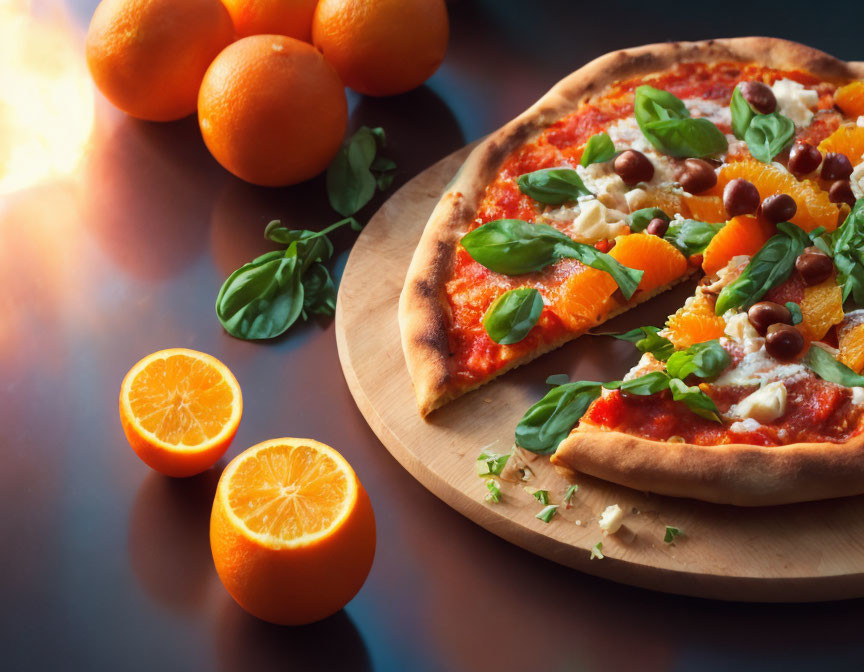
[605,371,672,395]
[461,219,643,299]
[483,288,544,344]
[744,113,795,163]
[515,381,604,454]
[580,132,616,167]
[715,221,810,315]
[327,126,396,217]
[517,168,592,205]
[665,340,731,379]
[634,86,727,158]
[608,370,722,422]
[830,198,864,306]
[629,207,670,233]
[216,218,360,339]
[804,345,864,387]
[730,86,756,140]
[609,325,675,361]
[663,219,723,256]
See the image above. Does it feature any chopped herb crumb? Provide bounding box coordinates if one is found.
[485,479,501,504]
[476,449,510,477]
[535,504,559,523]
[533,489,550,506]
[590,542,604,560]
[664,526,682,544]
[564,484,579,507]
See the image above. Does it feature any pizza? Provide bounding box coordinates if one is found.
[400,38,863,416]
[399,37,864,504]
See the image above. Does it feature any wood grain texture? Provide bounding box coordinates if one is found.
[335,146,864,602]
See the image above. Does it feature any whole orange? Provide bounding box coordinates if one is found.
[86,0,235,121]
[312,0,448,97]
[211,438,376,625]
[198,35,348,186]
[220,0,318,41]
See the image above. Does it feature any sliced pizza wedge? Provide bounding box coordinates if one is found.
[399,37,856,415]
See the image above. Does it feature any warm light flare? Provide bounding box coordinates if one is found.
[0,0,94,195]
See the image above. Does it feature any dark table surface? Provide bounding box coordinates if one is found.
[5,1,864,670]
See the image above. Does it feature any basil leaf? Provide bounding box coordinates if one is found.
[715,223,809,315]
[635,85,689,126]
[629,207,670,233]
[515,381,604,454]
[483,288,544,344]
[730,85,756,140]
[664,219,723,256]
[744,113,795,163]
[642,117,729,158]
[215,248,304,340]
[580,132,616,167]
[476,450,511,477]
[546,374,571,386]
[668,378,722,422]
[461,219,643,299]
[664,526,682,543]
[301,264,337,317]
[606,371,672,395]
[804,345,864,387]
[327,126,395,216]
[370,155,397,190]
[665,340,731,380]
[831,198,864,306]
[786,302,803,325]
[611,326,675,361]
[517,168,592,205]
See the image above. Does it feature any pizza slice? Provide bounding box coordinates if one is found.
[399,38,856,416]
[540,200,864,506]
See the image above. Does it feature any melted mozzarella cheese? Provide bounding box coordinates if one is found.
[724,311,759,342]
[729,417,762,434]
[543,198,628,242]
[598,504,624,535]
[731,381,788,423]
[770,79,819,127]
[851,161,864,201]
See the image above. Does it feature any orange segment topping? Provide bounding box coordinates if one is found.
[839,317,864,373]
[666,292,726,349]
[683,194,727,224]
[714,160,843,233]
[609,232,688,293]
[834,81,864,119]
[701,216,776,276]
[818,125,864,164]
[551,266,617,331]
[798,275,844,342]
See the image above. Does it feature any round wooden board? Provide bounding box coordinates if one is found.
[335,145,864,602]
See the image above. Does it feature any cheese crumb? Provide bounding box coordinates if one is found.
[598,504,625,535]
[851,161,864,201]
[731,381,788,423]
[724,311,759,343]
[770,79,818,127]
[858,116,864,128]
[730,417,762,433]
[565,199,628,242]
[853,387,864,406]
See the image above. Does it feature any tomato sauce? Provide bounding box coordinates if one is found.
[443,62,843,387]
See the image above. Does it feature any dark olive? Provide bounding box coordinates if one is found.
[765,323,805,360]
[678,158,718,194]
[613,149,654,184]
[747,301,792,336]
[723,178,760,217]
[739,81,777,114]
[795,246,834,286]
[788,142,822,177]
[829,180,857,208]
[759,193,797,223]
[821,153,854,181]
[646,217,669,237]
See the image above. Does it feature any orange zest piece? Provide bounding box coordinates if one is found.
[609,232,689,293]
[210,438,376,625]
[666,292,726,349]
[798,275,844,343]
[701,216,776,276]
[818,125,864,165]
[683,194,727,224]
[839,318,864,373]
[714,160,843,233]
[834,81,864,119]
[119,348,242,477]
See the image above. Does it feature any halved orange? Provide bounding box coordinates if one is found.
[666,292,726,349]
[609,232,688,293]
[210,438,376,625]
[835,81,864,119]
[701,216,776,276]
[714,160,843,233]
[119,348,242,477]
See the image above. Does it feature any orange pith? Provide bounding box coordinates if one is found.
[211,438,376,625]
[714,160,843,233]
[839,318,864,373]
[834,81,864,119]
[666,292,726,349]
[799,274,844,343]
[701,216,776,276]
[119,348,242,477]
[609,232,689,293]
[818,125,864,164]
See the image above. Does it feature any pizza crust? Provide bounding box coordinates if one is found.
[552,424,864,506]
[399,37,864,416]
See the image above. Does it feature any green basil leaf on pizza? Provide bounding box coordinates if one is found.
[804,345,864,387]
[665,340,731,380]
[609,325,675,361]
[515,381,604,454]
[517,168,592,204]
[483,288,544,344]
[663,219,723,256]
[580,132,616,167]
[629,207,670,233]
[744,112,795,163]
[634,86,727,158]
